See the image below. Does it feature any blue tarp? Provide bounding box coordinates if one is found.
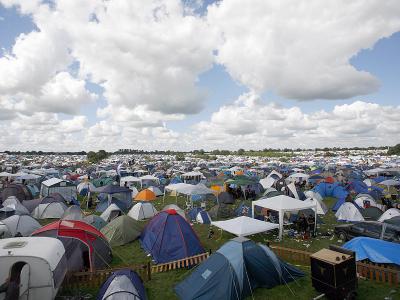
[343,237,400,266]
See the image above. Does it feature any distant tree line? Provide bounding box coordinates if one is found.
[388,144,400,155]
[87,150,109,163]
[2,145,394,158]
[3,150,87,155]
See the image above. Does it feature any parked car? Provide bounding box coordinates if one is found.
[334,221,400,243]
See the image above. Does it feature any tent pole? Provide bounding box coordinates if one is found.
[251,202,255,218]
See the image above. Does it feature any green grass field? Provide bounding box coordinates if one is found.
[59,196,399,300]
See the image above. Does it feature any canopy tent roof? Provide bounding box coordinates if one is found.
[181,171,204,178]
[212,216,279,237]
[252,195,316,212]
[288,172,310,178]
[252,195,317,239]
[225,176,256,186]
[164,183,214,196]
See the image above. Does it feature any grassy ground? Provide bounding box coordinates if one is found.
[59,195,400,300]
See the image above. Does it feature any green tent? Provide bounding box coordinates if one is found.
[100,215,142,246]
[225,175,256,186]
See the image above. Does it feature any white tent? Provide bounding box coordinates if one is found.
[31,202,67,219]
[378,208,400,222]
[100,203,123,222]
[304,190,323,202]
[303,198,328,215]
[0,237,67,300]
[128,202,157,220]
[259,177,275,189]
[120,176,141,188]
[335,202,364,222]
[252,195,317,240]
[2,215,41,236]
[212,216,279,237]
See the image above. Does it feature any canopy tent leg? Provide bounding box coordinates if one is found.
[279,210,284,240]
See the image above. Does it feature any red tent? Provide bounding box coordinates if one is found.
[32,220,112,271]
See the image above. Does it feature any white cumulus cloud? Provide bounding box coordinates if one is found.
[207,0,400,100]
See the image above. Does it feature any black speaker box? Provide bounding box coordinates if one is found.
[311,247,357,300]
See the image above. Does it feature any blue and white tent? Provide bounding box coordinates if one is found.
[97,269,147,300]
[196,210,211,224]
[175,237,304,300]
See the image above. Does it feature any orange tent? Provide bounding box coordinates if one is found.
[135,189,156,201]
[211,185,223,195]
[325,176,335,184]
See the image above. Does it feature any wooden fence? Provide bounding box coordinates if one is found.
[151,252,209,273]
[61,263,151,291]
[270,245,399,287]
[61,252,209,292]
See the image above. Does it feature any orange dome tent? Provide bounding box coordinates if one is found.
[135,189,156,201]
[325,176,335,184]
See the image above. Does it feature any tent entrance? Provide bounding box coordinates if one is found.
[3,261,30,300]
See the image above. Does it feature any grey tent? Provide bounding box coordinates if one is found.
[361,206,383,221]
[209,203,234,220]
[84,214,108,230]
[2,214,41,236]
[1,183,33,203]
[218,192,235,204]
[62,205,84,220]
[384,216,400,226]
[41,193,67,205]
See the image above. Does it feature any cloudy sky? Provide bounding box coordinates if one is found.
[0,0,399,151]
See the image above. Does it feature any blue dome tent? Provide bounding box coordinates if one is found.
[97,269,147,300]
[175,237,304,300]
[140,209,205,264]
[313,182,348,211]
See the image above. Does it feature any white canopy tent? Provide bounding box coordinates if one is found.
[212,216,279,237]
[163,183,214,204]
[139,175,160,188]
[252,195,317,240]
